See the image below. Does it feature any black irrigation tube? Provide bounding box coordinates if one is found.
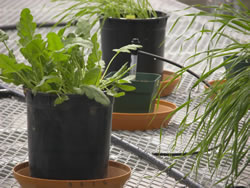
[137,50,211,88]
[135,49,214,157]
[111,135,203,188]
[0,22,67,31]
[0,85,25,102]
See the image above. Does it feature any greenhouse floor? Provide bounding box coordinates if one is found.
[0,0,249,187]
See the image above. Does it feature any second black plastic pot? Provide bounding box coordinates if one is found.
[26,90,113,180]
[100,11,168,75]
[224,56,249,78]
[108,72,161,113]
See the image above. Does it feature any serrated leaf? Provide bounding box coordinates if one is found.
[47,32,64,51]
[20,38,46,59]
[17,8,36,47]
[74,85,110,106]
[0,73,24,85]
[64,37,93,50]
[0,54,31,74]
[20,38,49,80]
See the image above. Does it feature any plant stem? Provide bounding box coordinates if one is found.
[100,52,120,81]
[3,41,14,57]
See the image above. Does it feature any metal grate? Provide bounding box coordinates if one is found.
[0,0,249,188]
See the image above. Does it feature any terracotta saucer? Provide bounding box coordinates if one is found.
[204,80,226,99]
[204,80,226,88]
[159,70,181,97]
[13,161,131,188]
[112,100,177,131]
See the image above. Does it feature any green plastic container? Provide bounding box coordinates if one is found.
[107,72,161,113]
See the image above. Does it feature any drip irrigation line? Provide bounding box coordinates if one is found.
[0,84,219,158]
[137,50,212,88]
[111,135,204,188]
[0,22,68,31]
[0,85,25,102]
[135,50,219,157]
[152,145,219,156]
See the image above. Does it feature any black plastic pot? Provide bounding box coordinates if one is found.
[108,72,161,113]
[100,11,168,75]
[224,56,249,78]
[26,90,113,180]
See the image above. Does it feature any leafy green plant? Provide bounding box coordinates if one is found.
[167,0,250,187]
[0,8,141,105]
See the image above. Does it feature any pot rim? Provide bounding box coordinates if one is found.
[24,88,111,99]
[13,161,131,183]
[113,100,177,116]
[100,10,169,22]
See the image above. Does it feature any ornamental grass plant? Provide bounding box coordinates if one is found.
[168,0,249,187]
[52,0,157,26]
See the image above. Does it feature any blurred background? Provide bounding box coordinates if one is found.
[177,0,250,11]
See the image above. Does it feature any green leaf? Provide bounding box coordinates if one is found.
[87,33,102,70]
[47,32,64,51]
[117,84,135,91]
[54,95,69,105]
[51,51,70,62]
[82,67,101,85]
[20,38,49,80]
[20,38,47,59]
[34,75,62,91]
[118,75,135,83]
[58,27,66,37]
[113,92,125,97]
[0,54,31,74]
[74,85,110,106]
[0,54,33,87]
[75,19,91,39]
[113,44,142,53]
[109,63,130,79]
[0,29,9,42]
[63,37,93,50]
[17,8,36,47]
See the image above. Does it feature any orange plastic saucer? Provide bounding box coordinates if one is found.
[204,80,226,99]
[159,70,181,97]
[13,161,131,188]
[112,100,177,131]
